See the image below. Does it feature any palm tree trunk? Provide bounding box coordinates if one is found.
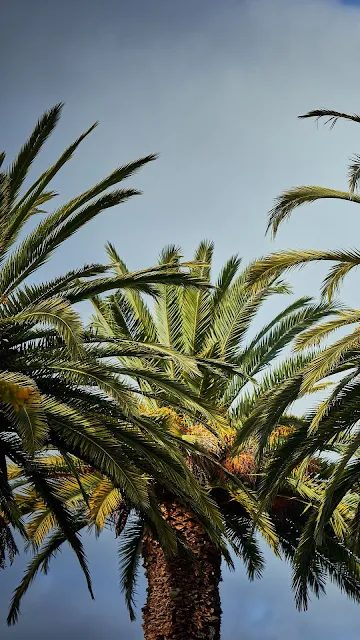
[142,500,222,640]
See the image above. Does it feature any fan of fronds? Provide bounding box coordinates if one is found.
[89,241,338,418]
[241,107,360,580]
[0,106,231,585]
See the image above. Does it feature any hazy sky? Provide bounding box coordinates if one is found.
[2,0,360,637]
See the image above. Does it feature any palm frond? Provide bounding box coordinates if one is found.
[181,241,214,355]
[294,310,360,351]
[248,249,360,297]
[7,518,89,625]
[300,330,360,394]
[267,187,360,238]
[105,243,157,342]
[118,515,145,620]
[5,123,97,248]
[348,155,360,195]
[7,297,84,359]
[88,477,121,533]
[223,512,264,579]
[299,108,360,128]
[6,104,63,208]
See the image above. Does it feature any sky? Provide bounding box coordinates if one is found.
[2,0,360,636]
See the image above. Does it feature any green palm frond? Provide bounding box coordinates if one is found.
[291,511,360,611]
[223,511,264,579]
[88,477,121,533]
[229,486,279,552]
[7,297,84,359]
[42,400,151,507]
[3,264,109,314]
[0,372,47,454]
[118,515,144,620]
[105,242,157,341]
[25,503,57,549]
[1,190,140,295]
[314,432,360,544]
[248,248,360,300]
[238,298,337,379]
[294,310,360,351]
[267,187,360,238]
[212,255,241,309]
[348,155,360,195]
[232,352,317,448]
[299,108,360,128]
[6,105,63,210]
[5,122,97,249]
[306,371,358,434]
[259,376,360,501]
[181,241,214,355]
[85,339,201,376]
[299,331,360,394]
[7,518,90,626]
[67,265,212,304]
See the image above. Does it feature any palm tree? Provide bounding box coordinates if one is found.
[80,241,360,639]
[9,242,360,639]
[240,107,360,598]
[0,105,227,581]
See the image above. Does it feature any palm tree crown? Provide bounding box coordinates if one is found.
[10,241,360,629]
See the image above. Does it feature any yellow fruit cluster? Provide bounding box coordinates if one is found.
[269,425,296,442]
[0,379,38,412]
[223,451,257,478]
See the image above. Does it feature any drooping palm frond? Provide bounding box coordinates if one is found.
[294,310,360,351]
[248,248,360,300]
[222,510,264,580]
[7,517,90,626]
[299,108,360,128]
[267,187,360,239]
[298,109,360,198]
[118,515,145,620]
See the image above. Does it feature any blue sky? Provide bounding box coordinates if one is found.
[2,0,360,636]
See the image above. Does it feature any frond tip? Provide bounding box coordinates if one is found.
[299,109,360,129]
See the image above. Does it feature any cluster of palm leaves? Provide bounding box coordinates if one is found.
[0,106,231,597]
[2,104,360,633]
[239,107,360,604]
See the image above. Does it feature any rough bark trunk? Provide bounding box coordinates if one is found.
[142,500,222,640]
